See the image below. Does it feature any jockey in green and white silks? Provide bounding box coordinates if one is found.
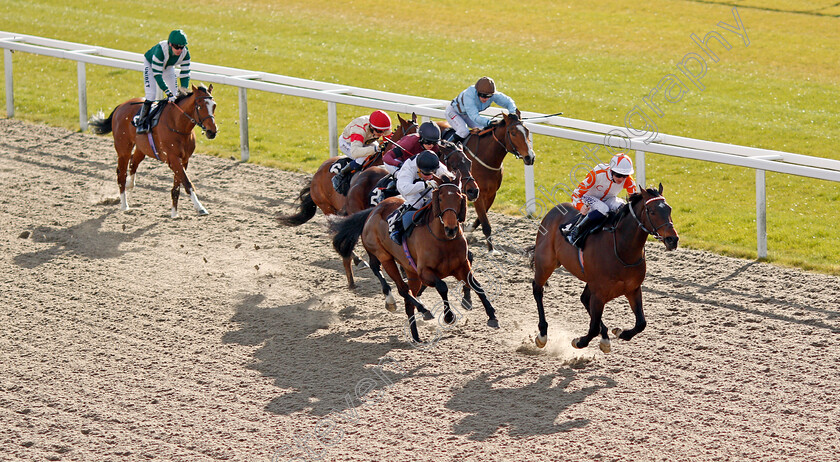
[137,29,191,134]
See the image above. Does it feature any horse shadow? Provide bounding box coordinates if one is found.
[446,368,616,441]
[13,211,157,268]
[222,293,416,417]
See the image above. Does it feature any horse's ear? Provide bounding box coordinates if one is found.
[191,84,196,91]
[411,112,417,122]
[208,84,213,93]
[398,113,406,124]
[516,109,521,118]
[431,189,441,218]
[658,183,663,194]
[458,195,467,222]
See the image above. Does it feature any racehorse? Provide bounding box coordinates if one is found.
[459,110,535,254]
[88,85,218,218]
[277,113,418,289]
[279,112,419,226]
[331,174,498,344]
[529,184,679,353]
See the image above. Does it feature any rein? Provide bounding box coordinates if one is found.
[425,183,464,242]
[462,119,526,171]
[609,196,669,267]
[167,95,215,135]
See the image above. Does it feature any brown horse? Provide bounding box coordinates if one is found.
[277,113,418,289]
[279,113,418,227]
[530,184,679,353]
[331,175,498,344]
[88,85,218,218]
[460,110,535,254]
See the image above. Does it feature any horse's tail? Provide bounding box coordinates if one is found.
[278,185,317,226]
[525,244,536,269]
[331,208,374,258]
[88,108,116,135]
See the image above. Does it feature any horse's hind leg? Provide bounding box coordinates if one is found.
[613,287,647,342]
[115,147,133,211]
[127,149,145,190]
[369,255,396,312]
[342,255,356,289]
[532,245,558,348]
[580,285,611,353]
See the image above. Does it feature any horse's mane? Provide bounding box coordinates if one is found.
[174,84,209,104]
[614,187,662,223]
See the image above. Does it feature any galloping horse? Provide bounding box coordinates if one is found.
[89,85,217,218]
[530,184,679,353]
[331,174,498,344]
[279,113,418,226]
[459,110,535,254]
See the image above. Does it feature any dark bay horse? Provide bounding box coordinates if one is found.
[460,110,535,254]
[88,85,218,218]
[530,184,679,353]
[331,175,498,344]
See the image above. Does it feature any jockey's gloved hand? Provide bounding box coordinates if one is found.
[165,89,176,103]
[177,87,188,97]
[425,180,438,190]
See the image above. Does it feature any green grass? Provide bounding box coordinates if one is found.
[2,0,839,274]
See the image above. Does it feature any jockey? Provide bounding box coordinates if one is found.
[566,153,638,248]
[388,150,452,244]
[444,77,517,144]
[382,121,442,174]
[331,110,392,194]
[137,29,191,134]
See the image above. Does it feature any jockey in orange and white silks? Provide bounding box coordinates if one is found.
[566,153,638,248]
[444,77,517,144]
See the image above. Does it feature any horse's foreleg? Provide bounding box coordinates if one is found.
[473,194,497,254]
[171,158,208,217]
[460,251,474,311]
[613,287,647,342]
[369,255,396,312]
[580,285,611,353]
[426,273,460,327]
[573,293,605,350]
[380,258,427,343]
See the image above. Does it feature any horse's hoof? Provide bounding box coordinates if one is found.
[571,337,584,349]
[487,318,499,329]
[460,298,473,311]
[489,249,502,257]
[611,327,624,338]
[443,311,456,326]
[422,311,434,321]
[120,205,130,212]
[599,338,611,354]
[198,209,209,216]
[171,211,179,219]
[385,300,396,312]
[535,333,547,348]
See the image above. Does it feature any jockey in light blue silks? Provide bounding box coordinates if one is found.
[444,77,517,144]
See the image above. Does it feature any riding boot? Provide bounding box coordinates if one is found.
[331,161,356,193]
[388,204,409,243]
[566,213,602,249]
[449,133,465,145]
[135,101,152,134]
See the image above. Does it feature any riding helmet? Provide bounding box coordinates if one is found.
[416,150,439,175]
[418,122,441,145]
[168,29,188,47]
[475,77,496,95]
[369,110,391,131]
[609,153,634,176]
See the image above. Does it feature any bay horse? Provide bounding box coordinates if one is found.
[331,174,498,344]
[279,113,418,226]
[530,184,679,353]
[277,113,417,289]
[459,110,535,254]
[88,85,218,218]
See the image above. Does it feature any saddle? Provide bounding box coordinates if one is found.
[133,102,165,131]
[369,174,399,207]
[560,210,618,247]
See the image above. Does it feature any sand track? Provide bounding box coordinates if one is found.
[1,118,838,462]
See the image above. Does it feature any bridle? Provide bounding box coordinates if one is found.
[168,93,216,134]
[463,117,530,170]
[439,145,476,191]
[427,183,465,241]
[611,194,673,267]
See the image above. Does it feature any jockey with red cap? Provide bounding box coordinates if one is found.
[331,110,393,194]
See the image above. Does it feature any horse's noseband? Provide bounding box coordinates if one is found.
[193,96,216,133]
[630,196,673,240]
